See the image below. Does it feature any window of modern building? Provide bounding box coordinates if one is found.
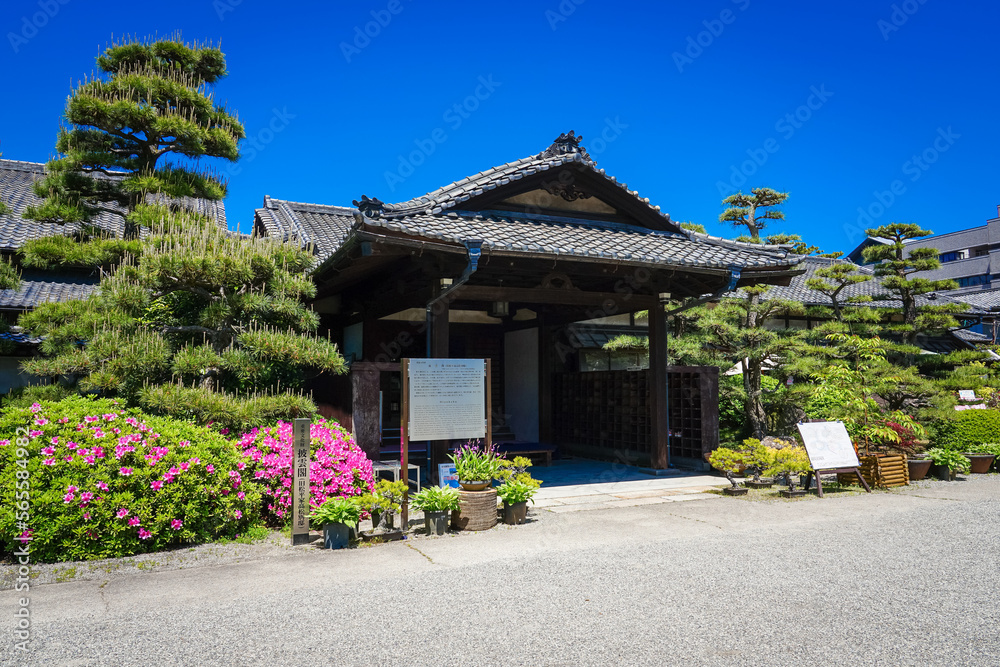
[957,275,991,287]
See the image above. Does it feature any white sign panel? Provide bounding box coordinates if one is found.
[408,359,486,441]
[958,390,977,401]
[438,463,459,489]
[797,421,860,470]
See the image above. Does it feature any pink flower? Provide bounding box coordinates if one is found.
[234,510,243,519]
[96,481,109,491]
[66,442,78,450]
[85,456,96,464]
[169,467,180,475]
[41,446,55,456]
[66,486,78,493]
[83,512,91,520]
[189,457,200,465]
[170,519,183,530]
[0,439,9,447]
[236,461,246,470]
[42,458,55,466]
[84,415,98,423]
[63,493,74,503]
[237,491,245,500]
[180,462,189,471]
[116,508,130,519]
[79,491,93,505]
[103,413,117,421]
[50,437,59,445]
[150,480,163,490]
[63,456,74,462]
[29,430,43,438]
[58,417,69,423]
[34,419,48,426]
[119,467,134,476]
[29,402,42,413]
[178,440,190,448]
[128,516,141,527]
[206,464,215,474]
[138,529,151,540]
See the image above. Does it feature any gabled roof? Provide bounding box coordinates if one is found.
[0,159,228,250]
[255,132,804,285]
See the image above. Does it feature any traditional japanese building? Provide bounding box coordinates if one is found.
[254,132,805,471]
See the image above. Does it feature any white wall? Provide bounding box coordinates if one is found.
[504,328,539,442]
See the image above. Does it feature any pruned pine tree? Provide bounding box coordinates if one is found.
[719,187,788,242]
[763,233,819,256]
[805,261,872,322]
[24,36,244,245]
[19,207,346,431]
[862,223,958,342]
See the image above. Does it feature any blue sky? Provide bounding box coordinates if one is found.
[2,0,998,254]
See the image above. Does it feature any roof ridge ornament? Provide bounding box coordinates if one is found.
[352,194,385,219]
[542,131,592,162]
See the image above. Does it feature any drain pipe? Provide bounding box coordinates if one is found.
[425,239,484,357]
[664,267,742,317]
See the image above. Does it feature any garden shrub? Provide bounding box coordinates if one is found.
[0,396,260,563]
[931,409,1000,451]
[237,419,374,525]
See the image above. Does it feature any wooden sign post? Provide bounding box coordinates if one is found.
[291,418,311,545]
[401,358,492,528]
[797,421,871,498]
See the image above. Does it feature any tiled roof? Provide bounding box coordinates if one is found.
[255,133,802,276]
[765,256,978,312]
[0,273,99,310]
[0,159,227,250]
[947,288,1000,312]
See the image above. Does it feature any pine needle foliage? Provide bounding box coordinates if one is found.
[719,187,789,242]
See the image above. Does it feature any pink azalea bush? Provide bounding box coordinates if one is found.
[0,397,260,563]
[238,419,374,525]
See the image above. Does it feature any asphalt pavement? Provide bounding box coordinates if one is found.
[3,475,999,666]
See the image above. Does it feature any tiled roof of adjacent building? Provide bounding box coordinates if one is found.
[0,158,227,250]
[0,273,99,310]
[255,132,803,277]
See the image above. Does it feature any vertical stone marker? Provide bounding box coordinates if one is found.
[291,418,311,545]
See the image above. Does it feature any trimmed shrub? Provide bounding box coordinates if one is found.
[238,420,374,525]
[931,409,1000,452]
[0,397,260,563]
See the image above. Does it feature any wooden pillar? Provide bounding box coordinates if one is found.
[430,303,449,480]
[649,300,669,470]
[701,366,720,460]
[350,363,381,461]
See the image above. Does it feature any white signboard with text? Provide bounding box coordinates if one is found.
[407,359,486,441]
[797,421,860,470]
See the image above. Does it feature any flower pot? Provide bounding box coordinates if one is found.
[723,487,748,496]
[360,528,404,542]
[370,510,394,530]
[907,458,933,481]
[745,479,773,489]
[502,500,528,524]
[931,463,955,481]
[323,522,352,549]
[459,480,491,492]
[452,488,498,531]
[779,489,806,498]
[964,454,996,474]
[424,510,449,535]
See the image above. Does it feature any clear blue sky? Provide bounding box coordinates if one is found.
[2,0,998,254]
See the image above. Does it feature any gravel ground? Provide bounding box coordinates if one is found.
[3,475,999,666]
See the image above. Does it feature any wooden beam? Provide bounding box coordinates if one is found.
[648,301,669,470]
[538,316,553,444]
[430,302,450,480]
[456,285,657,309]
[351,364,382,461]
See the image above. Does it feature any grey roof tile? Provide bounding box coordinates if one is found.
[0,274,99,309]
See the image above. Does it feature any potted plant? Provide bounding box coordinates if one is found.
[925,447,971,481]
[309,496,361,550]
[963,448,997,474]
[411,486,460,535]
[906,447,933,482]
[496,480,537,524]
[357,479,407,540]
[739,438,776,488]
[450,440,501,491]
[764,445,812,498]
[982,443,1000,472]
[708,447,748,496]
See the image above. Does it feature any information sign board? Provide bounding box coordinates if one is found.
[407,359,486,441]
[797,421,860,470]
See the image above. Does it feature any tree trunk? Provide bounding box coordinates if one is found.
[743,358,768,440]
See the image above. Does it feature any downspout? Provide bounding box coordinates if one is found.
[425,239,485,357]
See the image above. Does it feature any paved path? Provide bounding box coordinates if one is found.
[3,475,999,666]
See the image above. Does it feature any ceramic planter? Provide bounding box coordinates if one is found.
[906,458,932,481]
[424,510,449,535]
[745,479,773,489]
[459,480,491,492]
[323,522,352,549]
[502,500,528,524]
[965,454,996,474]
[931,463,955,481]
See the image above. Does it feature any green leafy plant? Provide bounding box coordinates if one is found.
[931,410,1000,452]
[495,456,541,488]
[450,440,502,482]
[496,481,538,505]
[925,447,972,474]
[375,479,407,510]
[978,443,1000,458]
[764,445,812,490]
[708,447,745,488]
[410,485,460,513]
[309,496,360,527]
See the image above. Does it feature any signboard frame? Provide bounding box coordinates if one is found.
[796,421,871,498]
[401,358,491,527]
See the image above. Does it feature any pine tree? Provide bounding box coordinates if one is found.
[862,223,958,341]
[805,261,872,321]
[24,37,244,243]
[719,188,788,242]
[16,37,345,430]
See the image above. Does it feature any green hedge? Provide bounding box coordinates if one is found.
[931,409,1000,452]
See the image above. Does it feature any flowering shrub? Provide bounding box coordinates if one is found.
[238,419,374,525]
[0,397,260,563]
